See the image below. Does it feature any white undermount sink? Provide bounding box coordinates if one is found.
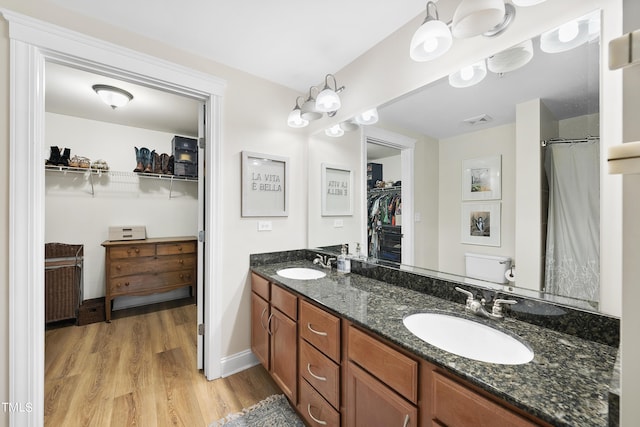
[403,312,534,365]
[276,267,326,280]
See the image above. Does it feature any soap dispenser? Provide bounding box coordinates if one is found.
[337,244,351,274]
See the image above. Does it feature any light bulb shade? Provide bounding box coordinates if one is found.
[540,14,592,53]
[410,19,452,61]
[452,0,506,39]
[511,0,546,6]
[287,108,309,128]
[487,39,533,74]
[355,108,379,125]
[325,124,344,137]
[339,120,360,132]
[92,84,133,109]
[316,87,341,112]
[449,60,487,88]
[301,97,323,121]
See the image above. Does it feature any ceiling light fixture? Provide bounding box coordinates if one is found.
[452,0,506,39]
[512,0,547,6]
[449,60,487,88]
[287,96,309,128]
[92,84,133,109]
[325,124,345,138]
[316,74,344,113]
[339,120,360,132]
[410,1,452,62]
[300,86,323,121]
[354,108,379,125]
[482,3,516,38]
[487,39,534,74]
[540,12,596,53]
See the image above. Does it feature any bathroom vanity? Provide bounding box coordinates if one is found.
[250,251,618,427]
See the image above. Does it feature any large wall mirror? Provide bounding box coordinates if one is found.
[308,6,621,316]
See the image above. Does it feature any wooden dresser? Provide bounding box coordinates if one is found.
[102,236,197,322]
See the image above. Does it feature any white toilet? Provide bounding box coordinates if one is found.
[464,252,512,284]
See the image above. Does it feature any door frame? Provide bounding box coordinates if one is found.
[2,10,225,426]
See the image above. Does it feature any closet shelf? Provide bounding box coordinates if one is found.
[45,164,197,198]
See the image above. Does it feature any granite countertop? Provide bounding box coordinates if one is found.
[251,260,617,427]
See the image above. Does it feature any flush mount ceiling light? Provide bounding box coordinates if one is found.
[325,124,345,138]
[452,0,505,39]
[540,12,596,53]
[449,60,487,88]
[287,96,309,128]
[410,1,452,62]
[487,39,534,74]
[354,108,379,125]
[316,74,344,113]
[92,84,133,109]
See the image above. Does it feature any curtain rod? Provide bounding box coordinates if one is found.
[541,136,600,147]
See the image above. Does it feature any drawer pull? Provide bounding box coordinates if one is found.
[180,273,184,279]
[178,246,183,252]
[403,414,410,427]
[307,363,327,382]
[260,307,268,331]
[179,259,184,264]
[307,404,327,426]
[307,323,328,337]
[124,282,130,287]
[267,313,274,336]
[116,264,121,270]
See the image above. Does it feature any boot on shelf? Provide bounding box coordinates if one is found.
[143,149,154,173]
[168,155,175,175]
[152,152,163,174]
[160,153,170,174]
[59,148,71,166]
[133,147,144,172]
[46,146,61,165]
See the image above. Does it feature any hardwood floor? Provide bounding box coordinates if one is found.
[44,300,280,426]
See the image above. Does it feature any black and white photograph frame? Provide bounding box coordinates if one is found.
[462,155,502,201]
[241,151,289,217]
[461,202,501,246]
[321,163,353,216]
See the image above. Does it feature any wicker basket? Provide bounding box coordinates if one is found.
[45,243,83,323]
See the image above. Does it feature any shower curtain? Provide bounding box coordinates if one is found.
[544,139,600,303]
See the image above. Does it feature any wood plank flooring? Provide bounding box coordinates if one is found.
[45,300,280,427]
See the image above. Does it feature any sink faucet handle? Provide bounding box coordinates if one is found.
[455,287,474,300]
[454,287,476,309]
[492,298,517,317]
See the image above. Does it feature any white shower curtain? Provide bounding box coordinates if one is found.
[544,140,600,303]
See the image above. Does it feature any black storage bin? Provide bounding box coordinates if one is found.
[172,135,198,177]
[172,135,197,151]
[367,162,383,189]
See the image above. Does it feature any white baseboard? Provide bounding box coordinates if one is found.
[220,349,260,378]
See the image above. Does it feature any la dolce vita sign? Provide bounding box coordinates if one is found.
[242,151,289,217]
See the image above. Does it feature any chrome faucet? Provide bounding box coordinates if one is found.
[455,287,517,320]
[313,254,336,269]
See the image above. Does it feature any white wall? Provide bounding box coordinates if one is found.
[45,113,199,301]
[374,154,401,184]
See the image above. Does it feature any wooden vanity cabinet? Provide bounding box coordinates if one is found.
[250,273,298,404]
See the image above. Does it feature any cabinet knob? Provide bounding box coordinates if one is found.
[116,265,121,270]
[179,259,184,264]
[180,273,184,279]
[307,404,328,426]
[135,248,140,253]
[178,246,183,252]
[124,282,130,287]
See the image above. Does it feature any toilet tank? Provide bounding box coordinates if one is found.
[464,252,512,284]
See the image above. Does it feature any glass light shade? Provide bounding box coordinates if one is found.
[316,88,341,112]
[92,84,133,109]
[354,108,379,125]
[325,124,344,137]
[410,19,452,62]
[339,120,360,132]
[540,15,592,53]
[301,96,322,121]
[487,39,534,74]
[449,60,487,88]
[287,108,309,128]
[452,0,506,39]
[512,0,547,6]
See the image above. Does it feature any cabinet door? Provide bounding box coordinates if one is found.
[251,292,270,369]
[346,362,417,427]
[270,307,297,404]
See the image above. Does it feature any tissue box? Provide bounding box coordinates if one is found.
[108,226,146,241]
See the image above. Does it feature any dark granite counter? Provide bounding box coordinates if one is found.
[251,259,617,427]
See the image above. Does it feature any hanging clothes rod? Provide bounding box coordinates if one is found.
[541,136,600,147]
[368,186,401,193]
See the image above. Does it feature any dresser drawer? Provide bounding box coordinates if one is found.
[300,300,341,362]
[156,241,196,256]
[110,255,195,278]
[348,326,418,404]
[299,378,340,427]
[109,244,155,259]
[299,339,340,409]
[271,284,297,320]
[109,270,194,296]
[251,273,270,301]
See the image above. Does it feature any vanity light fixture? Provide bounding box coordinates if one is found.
[354,108,379,125]
[449,60,487,88]
[316,74,344,113]
[92,84,133,109]
[512,0,547,6]
[452,0,505,39]
[300,86,323,121]
[287,96,309,128]
[487,39,534,74]
[410,1,452,62]
[540,12,597,54]
[325,124,345,138]
[339,120,360,132]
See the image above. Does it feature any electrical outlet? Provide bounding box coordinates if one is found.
[333,219,344,228]
[257,221,272,231]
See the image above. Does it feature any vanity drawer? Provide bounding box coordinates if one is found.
[299,378,340,427]
[300,300,341,362]
[432,371,540,427]
[348,326,418,404]
[156,241,196,256]
[109,244,155,259]
[299,339,340,409]
[271,284,297,320]
[251,273,270,301]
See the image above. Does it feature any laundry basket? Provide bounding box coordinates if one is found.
[45,243,83,323]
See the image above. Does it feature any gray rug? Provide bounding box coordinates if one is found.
[210,394,304,427]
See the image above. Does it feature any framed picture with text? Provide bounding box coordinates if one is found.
[321,163,353,216]
[241,151,289,217]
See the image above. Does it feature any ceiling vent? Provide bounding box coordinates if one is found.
[463,114,493,126]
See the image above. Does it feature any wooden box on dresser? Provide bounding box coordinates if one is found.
[102,236,197,322]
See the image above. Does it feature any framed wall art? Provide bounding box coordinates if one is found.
[462,155,502,200]
[321,163,353,216]
[461,202,501,246]
[241,151,289,217]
